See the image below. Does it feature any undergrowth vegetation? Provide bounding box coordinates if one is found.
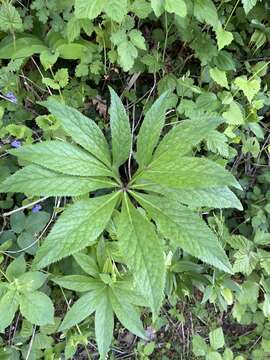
[0,0,270,359]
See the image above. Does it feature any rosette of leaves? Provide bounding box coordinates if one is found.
[2,88,242,322]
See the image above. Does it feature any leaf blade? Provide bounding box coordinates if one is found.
[33,192,120,269]
[42,99,111,167]
[117,194,165,318]
[109,87,132,169]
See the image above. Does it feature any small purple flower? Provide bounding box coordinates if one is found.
[32,204,42,213]
[5,92,17,104]
[11,139,22,148]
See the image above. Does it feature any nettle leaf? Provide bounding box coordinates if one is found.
[75,0,105,19]
[0,3,23,32]
[19,291,54,326]
[109,287,146,339]
[42,100,111,167]
[117,40,138,71]
[210,67,229,89]
[95,288,114,359]
[0,290,19,333]
[132,192,233,273]
[1,165,116,197]
[104,0,127,23]
[136,91,169,168]
[59,289,104,331]
[52,275,103,292]
[117,194,165,318]
[137,156,240,190]
[234,76,261,103]
[33,192,120,269]
[215,23,233,51]
[9,141,112,177]
[241,0,257,14]
[129,30,147,50]
[164,0,187,17]
[193,0,218,27]
[109,87,132,169]
[222,101,244,125]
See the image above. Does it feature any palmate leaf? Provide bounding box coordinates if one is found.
[153,116,223,160]
[108,287,146,339]
[59,288,105,331]
[109,87,132,169]
[32,192,120,269]
[140,185,242,210]
[136,91,169,168]
[136,156,240,190]
[1,164,117,196]
[52,275,104,292]
[95,288,114,359]
[117,194,165,318]
[132,192,233,273]
[42,99,111,167]
[9,141,112,177]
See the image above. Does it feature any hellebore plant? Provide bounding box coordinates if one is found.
[2,89,242,357]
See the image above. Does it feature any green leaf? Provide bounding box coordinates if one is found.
[9,141,111,177]
[222,101,244,125]
[206,352,223,360]
[32,192,120,269]
[129,30,147,50]
[136,92,169,168]
[164,0,187,17]
[40,50,59,71]
[209,327,225,350]
[109,287,146,339]
[95,288,114,359]
[132,193,233,273]
[0,290,19,333]
[42,100,111,167]
[1,165,116,197]
[215,23,233,51]
[210,67,229,89]
[10,211,26,234]
[159,187,242,210]
[109,87,132,169]
[52,275,103,292]
[193,0,218,27]
[0,35,48,59]
[73,253,100,277]
[6,255,26,281]
[117,40,138,71]
[54,68,69,88]
[153,116,223,161]
[137,157,240,190]
[117,194,165,318]
[104,0,127,23]
[59,289,104,331]
[241,0,257,14]
[66,18,81,43]
[75,0,105,19]
[151,0,164,16]
[192,335,208,356]
[234,76,261,103]
[17,272,48,292]
[20,291,54,326]
[0,3,23,32]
